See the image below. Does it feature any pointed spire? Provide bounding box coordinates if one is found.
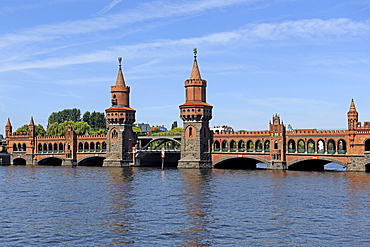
[349,99,357,112]
[115,57,126,87]
[190,48,201,80]
[29,116,34,126]
[6,118,11,127]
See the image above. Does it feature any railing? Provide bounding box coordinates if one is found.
[288,149,295,153]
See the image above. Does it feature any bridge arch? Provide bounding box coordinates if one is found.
[287,157,347,171]
[13,157,26,165]
[213,155,270,169]
[37,156,64,166]
[77,155,105,166]
[141,137,181,150]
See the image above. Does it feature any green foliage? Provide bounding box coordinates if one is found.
[35,124,46,137]
[48,108,81,125]
[47,121,91,136]
[171,121,178,129]
[15,124,46,137]
[151,127,182,136]
[132,126,142,133]
[15,125,29,133]
[89,128,108,135]
[83,111,106,130]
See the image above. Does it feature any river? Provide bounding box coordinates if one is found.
[0,166,369,246]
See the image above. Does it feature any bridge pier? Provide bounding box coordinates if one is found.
[267,161,287,170]
[62,159,77,166]
[347,156,369,172]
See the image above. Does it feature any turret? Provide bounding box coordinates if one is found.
[347,99,358,131]
[5,118,12,138]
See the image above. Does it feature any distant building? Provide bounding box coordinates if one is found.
[150,125,167,132]
[136,123,151,132]
[211,126,234,133]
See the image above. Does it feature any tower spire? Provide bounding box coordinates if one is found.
[115,57,126,87]
[349,99,357,112]
[190,48,201,80]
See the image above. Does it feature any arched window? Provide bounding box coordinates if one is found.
[78,142,83,152]
[43,144,47,153]
[213,141,220,151]
[38,144,42,153]
[96,142,101,152]
[317,140,325,153]
[48,143,52,153]
[18,143,22,151]
[90,142,95,152]
[54,143,58,153]
[84,142,89,152]
[102,142,107,152]
[264,141,270,152]
[255,140,262,152]
[13,144,17,151]
[338,140,346,154]
[247,140,254,152]
[288,140,296,153]
[298,140,305,153]
[189,127,193,138]
[22,143,26,151]
[274,141,278,150]
[222,140,228,152]
[59,143,64,153]
[328,139,336,154]
[112,129,118,139]
[238,140,245,152]
[230,140,236,152]
[307,139,315,153]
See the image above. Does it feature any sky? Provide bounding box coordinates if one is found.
[0,0,370,132]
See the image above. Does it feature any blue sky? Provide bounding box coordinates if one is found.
[1,0,370,132]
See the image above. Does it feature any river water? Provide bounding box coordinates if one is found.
[0,166,369,246]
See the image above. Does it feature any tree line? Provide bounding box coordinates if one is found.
[16,108,107,136]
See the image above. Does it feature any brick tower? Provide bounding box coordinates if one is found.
[178,49,213,169]
[347,99,358,131]
[103,58,136,167]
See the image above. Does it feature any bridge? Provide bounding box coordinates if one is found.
[4,53,370,172]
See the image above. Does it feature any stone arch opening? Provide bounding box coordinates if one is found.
[366,164,370,173]
[288,139,296,153]
[298,139,305,153]
[221,140,228,151]
[213,141,220,151]
[230,140,236,152]
[338,139,346,154]
[307,139,315,153]
[288,158,346,171]
[328,139,336,154]
[37,157,63,166]
[247,140,254,152]
[238,140,245,152]
[264,140,270,152]
[13,158,26,165]
[78,156,105,166]
[317,139,325,153]
[213,156,268,169]
[255,140,262,152]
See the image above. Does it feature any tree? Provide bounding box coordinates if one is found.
[48,108,81,125]
[132,126,142,133]
[171,121,178,129]
[46,121,91,136]
[16,124,46,137]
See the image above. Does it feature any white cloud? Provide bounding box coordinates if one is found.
[97,0,122,15]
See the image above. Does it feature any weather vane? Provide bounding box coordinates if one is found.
[193,48,197,58]
[118,57,122,67]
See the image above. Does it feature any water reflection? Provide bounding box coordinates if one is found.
[179,169,213,246]
[104,167,135,245]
